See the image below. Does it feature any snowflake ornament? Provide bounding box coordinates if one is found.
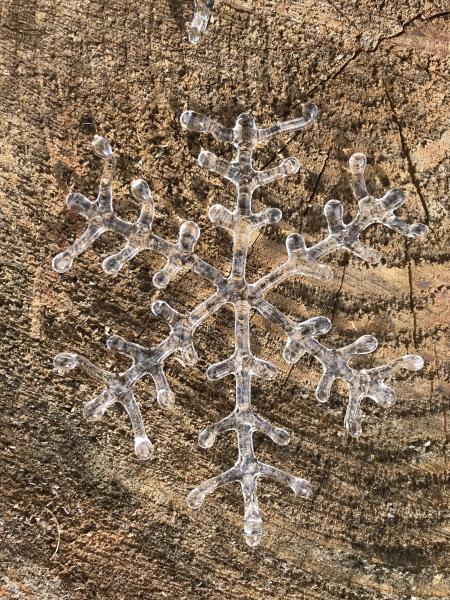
[53,105,427,546]
[189,0,214,44]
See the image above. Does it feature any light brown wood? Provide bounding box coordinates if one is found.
[0,1,449,598]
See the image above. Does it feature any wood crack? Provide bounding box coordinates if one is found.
[260,54,362,170]
[406,240,418,350]
[439,356,449,485]
[331,261,347,323]
[308,148,331,205]
[385,89,430,224]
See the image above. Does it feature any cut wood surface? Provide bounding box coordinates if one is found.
[0,1,449,598]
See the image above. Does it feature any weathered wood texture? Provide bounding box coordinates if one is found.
[1,1,449,598]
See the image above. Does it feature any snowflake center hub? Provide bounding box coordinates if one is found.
[223,276,249,303]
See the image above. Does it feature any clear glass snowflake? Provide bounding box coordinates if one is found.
[189,0,214,44]
[53,105,427,546]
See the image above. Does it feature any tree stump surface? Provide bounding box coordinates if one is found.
[0,1,449,598]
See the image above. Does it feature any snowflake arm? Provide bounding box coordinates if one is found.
[54,343,156,460]
[255,298,424,436]
[53,136,225,292]
[54,290,226,459]
[249,233,333,299]
[251,151,428,299]
[256,102,319,141]
[311,151,428,261]
[187,302,311,547]
[181,103,318,145]
[181,105,319,545]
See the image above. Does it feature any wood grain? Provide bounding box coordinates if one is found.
[0,1,449,598]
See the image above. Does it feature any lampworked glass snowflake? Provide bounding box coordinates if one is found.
[189,0,214,44]
[53,105,427,546]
